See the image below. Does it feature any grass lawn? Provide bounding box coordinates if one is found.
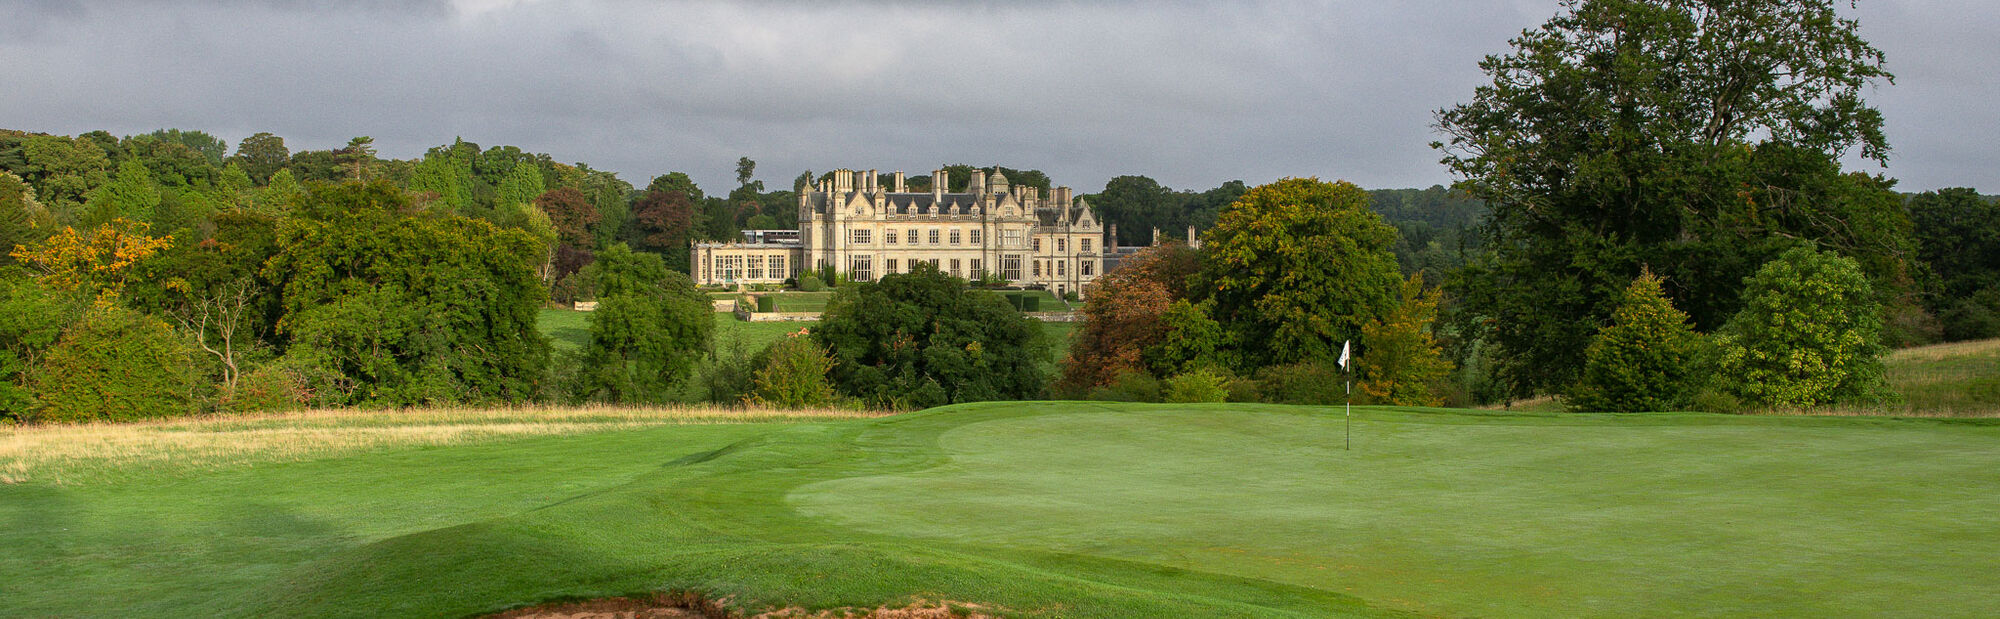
[6,403,1999,616]
[752,291,834,313]
[537,308,592,351]
[709,312,814,355]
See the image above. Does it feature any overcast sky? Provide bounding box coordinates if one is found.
[3,0,1994,195]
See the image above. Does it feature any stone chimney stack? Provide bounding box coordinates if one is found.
[893,171,906,193]
[969,169,986,196]
[866,169,878,193]
[1109,223,1119,248]
[834,169,851,194]
[1055,186,1072,207]
[1188,225,1199,249]
[1151,227,1161,246]
[933,169,945,201]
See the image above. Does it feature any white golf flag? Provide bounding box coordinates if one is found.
[1338,340,1350,370]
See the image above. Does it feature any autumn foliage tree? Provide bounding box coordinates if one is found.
[1357,273,1452,406]
[629,188,698,272]
[535,187,599,251]
[1056,242,1199,392]
[9,218,173,304]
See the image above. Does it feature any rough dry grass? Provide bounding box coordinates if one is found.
[1888,337,2000,362]
[1796,337,2000,417]
[0,405,884,485]
[486,592,996,619]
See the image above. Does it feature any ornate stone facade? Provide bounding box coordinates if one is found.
[692,167,1105,298]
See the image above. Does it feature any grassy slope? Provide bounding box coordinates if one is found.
[7,404,2000,617]
[1883,338,2000,415]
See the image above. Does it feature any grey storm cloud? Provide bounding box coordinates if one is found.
[3,0,1995,194]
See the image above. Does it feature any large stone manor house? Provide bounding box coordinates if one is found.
[692,167,1108,298]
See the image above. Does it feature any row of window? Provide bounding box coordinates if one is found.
[1028,259,1095,278]
[836,254,1100,283]
[852,256,989,281]
[851,228,988,246]
[707,254,791,282]
[846,229,1099,254]
[1028,238,1094,253]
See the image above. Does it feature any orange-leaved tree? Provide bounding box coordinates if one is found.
[9,218,173,305]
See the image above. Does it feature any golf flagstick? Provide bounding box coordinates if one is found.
[1339,340,1351,450]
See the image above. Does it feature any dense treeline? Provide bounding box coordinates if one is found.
[0,128,818,422]
[4,0,1995,421]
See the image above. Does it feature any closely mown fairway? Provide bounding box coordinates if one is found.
[6,404,1998,617]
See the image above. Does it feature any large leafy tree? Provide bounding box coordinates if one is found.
[535,187,599,253]
[1196,177,1401,369]
[408,148,475,214]
[1091,175,1178,246]
[497,161,545,208]
[28,305,200,423]
[574,243,712,403]
[1714,245,1888,408]
[0,277,83,422]
[120,134,217,189]
[262,181,550,405]
[1908,188,2000,299]
[1436,0,1906,396]
[815,262,1049,409]
[231,132,290,184]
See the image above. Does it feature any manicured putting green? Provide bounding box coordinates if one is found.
[5,404,1998,617]
[796,406,2000,616]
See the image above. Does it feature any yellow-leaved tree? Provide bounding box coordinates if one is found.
[1358,273,1452,406]
[9,218,174,305]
